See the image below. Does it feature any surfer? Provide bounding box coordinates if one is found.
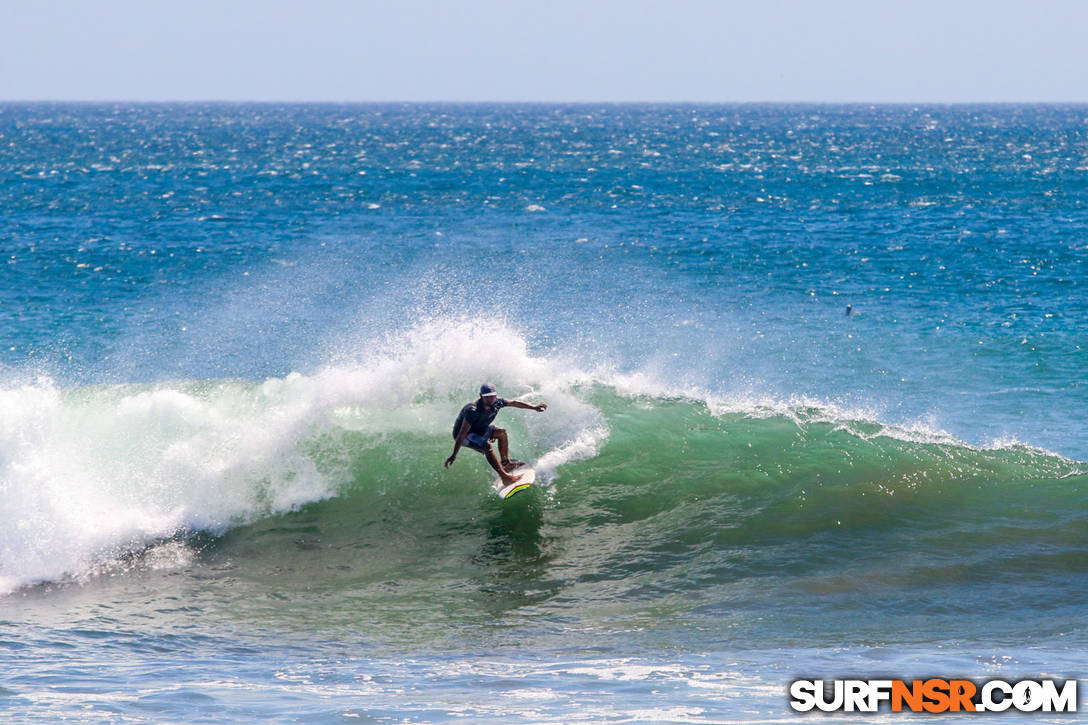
[445,383,547,485]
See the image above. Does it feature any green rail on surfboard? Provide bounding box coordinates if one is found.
[494,463,536,499]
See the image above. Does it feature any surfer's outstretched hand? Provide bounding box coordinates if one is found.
[534,403,547,412]
[444,454,456,468]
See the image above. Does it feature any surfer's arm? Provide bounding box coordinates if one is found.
[507,399,547,412]
[445,419,472,467]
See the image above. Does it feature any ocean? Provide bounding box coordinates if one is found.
[0,103,1084,722]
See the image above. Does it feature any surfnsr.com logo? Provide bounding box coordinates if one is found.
[789,678,1078,713]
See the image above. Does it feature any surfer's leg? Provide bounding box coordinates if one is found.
[492,427,511,466]
[485,446,521,484]
[469,429,520,483]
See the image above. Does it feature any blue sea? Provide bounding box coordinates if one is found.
[0,103,1085,722]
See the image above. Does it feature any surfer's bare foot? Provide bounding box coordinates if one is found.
[501,473,523,486]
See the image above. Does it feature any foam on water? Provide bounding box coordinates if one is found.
[2,317,1082,594]
[0,375,332,593]
[0,318,607,592]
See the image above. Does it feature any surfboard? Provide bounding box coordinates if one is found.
[494,465,536,499]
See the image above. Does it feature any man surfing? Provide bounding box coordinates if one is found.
[445,383,547,485]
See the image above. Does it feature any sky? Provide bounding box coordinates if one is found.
[2,0,1087,103]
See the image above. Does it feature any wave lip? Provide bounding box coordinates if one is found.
[0,319,604,592]
[1,318,1083,594]
[0,376,336,594]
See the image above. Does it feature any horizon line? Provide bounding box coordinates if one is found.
[4,99,1088,106]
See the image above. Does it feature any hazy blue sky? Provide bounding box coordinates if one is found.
[3,0,1086,102]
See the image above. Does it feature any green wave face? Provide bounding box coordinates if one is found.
[199,387,1086,649]
[3,337,1083,651]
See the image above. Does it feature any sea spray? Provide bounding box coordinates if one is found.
[3,320,1083,594]
[0,319,606,591]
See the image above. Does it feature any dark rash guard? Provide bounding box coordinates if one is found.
[452,398,509,438]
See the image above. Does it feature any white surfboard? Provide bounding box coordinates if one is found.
[494,466,536,499]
